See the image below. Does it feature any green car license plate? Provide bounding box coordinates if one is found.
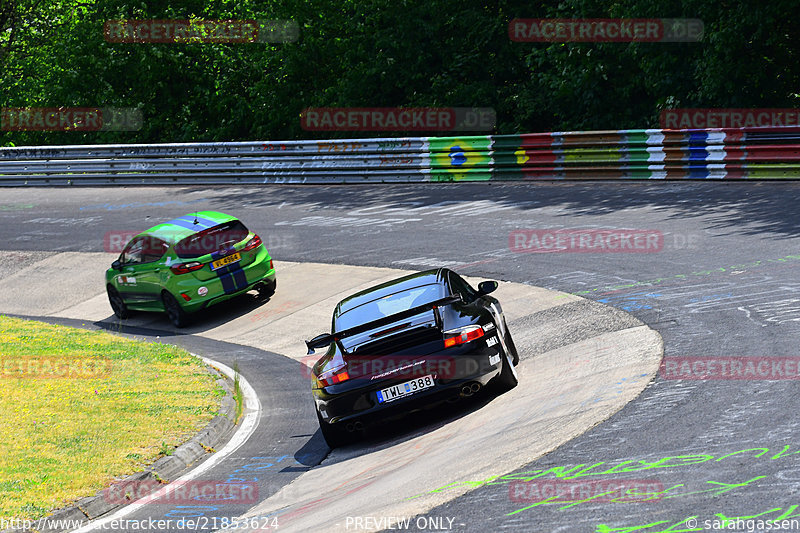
[211,252,241,270]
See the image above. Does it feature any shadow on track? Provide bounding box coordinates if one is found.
[320,381,512,461]
[98,289,276,335]
[191,181,800,238]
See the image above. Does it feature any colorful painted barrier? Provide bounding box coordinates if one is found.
[490,128,800,180]
[1,126,799,185]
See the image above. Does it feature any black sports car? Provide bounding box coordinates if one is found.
[306,268,519,447]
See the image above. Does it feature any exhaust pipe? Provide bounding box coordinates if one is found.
[345,421,364,432]
[460,382,482,397]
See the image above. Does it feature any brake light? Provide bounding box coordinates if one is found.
[170,261,204,275]
[243,234,262,252]
[318,367,350,387]
[443,325,485,348]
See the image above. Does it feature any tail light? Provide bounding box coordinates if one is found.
[443,325,485,348]
[243,234,262,252]
[317,366,350,387]
[170,261,204,275]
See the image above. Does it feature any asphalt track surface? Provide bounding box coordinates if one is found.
[2,181,800,532]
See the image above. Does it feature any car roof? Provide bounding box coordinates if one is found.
[139,211,239,245]
[335,268,449,316]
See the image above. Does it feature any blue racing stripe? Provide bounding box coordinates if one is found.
[231,266,248,290]
[216,265,236,294]
[174,215,218,228]
[210,248,243,294]
[165,218,203,231]
[210,248,235,261]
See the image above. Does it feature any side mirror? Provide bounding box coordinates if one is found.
[305,333,335,355]
[477,280,498,295]
[111,259,122,270]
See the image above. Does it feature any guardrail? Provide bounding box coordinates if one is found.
[2,126,799,185]
[493,128,800,179]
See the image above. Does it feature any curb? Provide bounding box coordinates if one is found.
[4,366,239,533]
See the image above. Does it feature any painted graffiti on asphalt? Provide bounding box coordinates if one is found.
[407,444,800,517]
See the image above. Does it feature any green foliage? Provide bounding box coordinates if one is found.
[1,0,798,145]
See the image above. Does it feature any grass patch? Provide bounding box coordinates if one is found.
[0,315,224,519]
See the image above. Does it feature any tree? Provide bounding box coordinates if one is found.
[2,0,799,145]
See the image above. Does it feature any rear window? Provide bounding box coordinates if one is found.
[174,220,250,259]
[335,283,445,332]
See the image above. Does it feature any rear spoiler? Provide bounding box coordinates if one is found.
[305,294,463,354]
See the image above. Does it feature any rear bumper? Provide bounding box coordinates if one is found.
[313,347,504,426]
[176,253,275,313]
[201,271,275,310]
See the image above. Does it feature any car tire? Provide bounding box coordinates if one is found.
[493,346,519,393]
[107,285,130,319]
[257,279,276,299]
[161,291,190,328]
[316,410,355,449]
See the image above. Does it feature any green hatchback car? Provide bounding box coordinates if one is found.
[106,211,276,327]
